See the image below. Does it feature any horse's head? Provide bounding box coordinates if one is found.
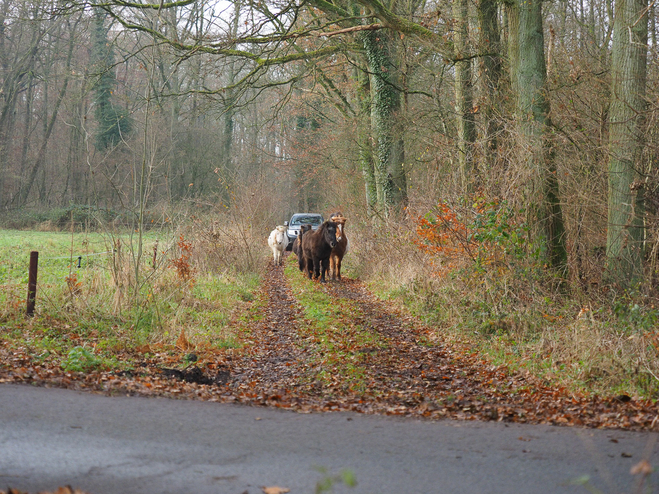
[274,225,287,245]
[330,215,346,242]
[323,221,338,249]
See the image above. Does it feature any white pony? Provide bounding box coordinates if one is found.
[268,225,289,266]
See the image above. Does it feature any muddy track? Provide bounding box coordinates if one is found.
[217,254,658,430]
[1,253,657,431]
[224,260,312,395]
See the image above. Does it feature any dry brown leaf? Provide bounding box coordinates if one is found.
[1,488,89,494]
[631,459,653,475]
[176,328,192,351]
[262,487,290,494]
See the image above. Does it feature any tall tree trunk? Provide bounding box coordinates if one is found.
[355,60,377,217]
[507,0,568,273]
[18,73,35,198]
[605,0,648,286]
[453,0,477,190]
[363,29,407,216]
[219,0,240,203]
[477,0,502,171]
[66,71,89,205]
[0,1,41,208]
[650,1,656,48]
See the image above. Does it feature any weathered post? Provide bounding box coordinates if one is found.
[26,251,39,317]
[152,240,159,270]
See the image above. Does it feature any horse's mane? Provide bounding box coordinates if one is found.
[318,220,337,235]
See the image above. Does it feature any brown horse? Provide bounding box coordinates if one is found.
[293,224,311,271]
[300,220,338,282]
[329,213,348,280]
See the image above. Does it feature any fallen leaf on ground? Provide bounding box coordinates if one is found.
[262,487,290,494]
[631,459,653,475]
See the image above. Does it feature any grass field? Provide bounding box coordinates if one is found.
[0,229,159,311]
[0,229,260,373]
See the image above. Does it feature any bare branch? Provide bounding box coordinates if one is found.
[93,0,197,10]
[319,23,383,37]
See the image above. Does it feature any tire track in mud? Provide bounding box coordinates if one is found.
[224,259,312,398]
[222,254,659,430]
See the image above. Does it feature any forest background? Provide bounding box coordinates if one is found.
[1,0,659,400]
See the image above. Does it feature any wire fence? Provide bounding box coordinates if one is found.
[38,251,114,266]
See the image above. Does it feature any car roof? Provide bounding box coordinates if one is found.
[289,213,324,224]
[291,213,323,218]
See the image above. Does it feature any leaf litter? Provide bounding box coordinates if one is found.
[1,255,658,432]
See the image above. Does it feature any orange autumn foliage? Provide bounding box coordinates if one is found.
[414,198,526,276]
[170,234,196,286]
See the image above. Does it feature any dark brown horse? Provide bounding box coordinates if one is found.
[300,220,338,282]
[293,224,311,270]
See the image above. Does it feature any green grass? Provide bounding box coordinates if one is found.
[284,256,383,394]
[0,228,259,372]
[0,229,160,288]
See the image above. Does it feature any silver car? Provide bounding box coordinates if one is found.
[285,213,324,250]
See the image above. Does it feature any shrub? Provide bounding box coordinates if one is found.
[62,346,104,372]
[414,196,530,276]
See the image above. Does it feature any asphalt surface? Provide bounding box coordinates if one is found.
[1,383,657,494]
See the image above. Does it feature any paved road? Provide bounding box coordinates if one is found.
[1,384,657,494]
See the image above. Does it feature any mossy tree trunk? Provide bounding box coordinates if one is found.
[477,0,502,172]
[453,0,477,190]
[507,0,568,273]
[605,0,648,286]
[363,29,407,217]
[355,58,378,217]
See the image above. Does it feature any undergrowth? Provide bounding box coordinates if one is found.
[346,199,659,401]
[4,195,659,402]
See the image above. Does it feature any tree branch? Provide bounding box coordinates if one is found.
[319,23,383,37]
[356,0,448,52]
[94,0,197,10]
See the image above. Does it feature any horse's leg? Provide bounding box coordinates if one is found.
[329,254,336,280]
[336,255,342,280]
[320,258,329,282]
[313,257,321,280]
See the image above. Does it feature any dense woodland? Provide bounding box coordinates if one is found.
[0,0,658,290]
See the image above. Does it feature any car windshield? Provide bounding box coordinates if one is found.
[291,215,323,226]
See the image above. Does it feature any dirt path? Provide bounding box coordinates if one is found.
[212,256,658,430]
[1,254,658,431]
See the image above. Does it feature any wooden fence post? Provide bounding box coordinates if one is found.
[26,251,39,317]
